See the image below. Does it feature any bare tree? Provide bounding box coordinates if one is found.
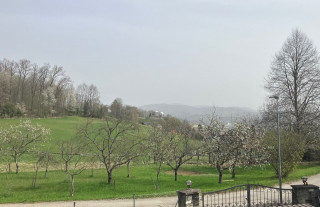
[265,29,320,139]
[57,137,88,196]
[67,154,87,197]
[79,117,139,184]
[147,125,170,190]
[32,151,58,188]
[0,59,17,102]
[164,119,197,181]
[37,64,50,116]
[16,59,31,103]
[75,83,100,116]
[59,139,84,173]
[0,69,10,107]
[28,64,39,114]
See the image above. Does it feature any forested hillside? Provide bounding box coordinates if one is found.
[0,58,104,118]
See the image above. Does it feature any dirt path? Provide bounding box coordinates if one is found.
[0,197,178,207]
[1,174,320,207]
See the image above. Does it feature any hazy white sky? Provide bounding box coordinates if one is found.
[1,0,320,110]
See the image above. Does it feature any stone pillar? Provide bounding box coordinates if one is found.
[176,189,201,207]
[291,184,320,207]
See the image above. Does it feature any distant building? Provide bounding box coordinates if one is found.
[149,110,164,118]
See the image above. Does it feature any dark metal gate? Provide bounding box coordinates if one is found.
[202,184,292,207]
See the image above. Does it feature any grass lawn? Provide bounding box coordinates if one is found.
[1,117,320,203]
[0,163,320,203]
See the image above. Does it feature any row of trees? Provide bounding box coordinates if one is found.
[0,117,196,195]
[0,112,308,197]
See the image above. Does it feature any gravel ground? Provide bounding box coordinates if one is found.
[1,174,320,207]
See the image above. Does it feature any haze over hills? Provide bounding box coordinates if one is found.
[139,104,258,124]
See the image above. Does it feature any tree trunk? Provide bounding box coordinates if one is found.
[197,151,200,162]
[156,163,162,190]
[218,170,223,184]
[32,167,39,188]
[156,170,160,190]
[174,168,178,181]
[127,161,130,178]
[209,153,211,164]
[45,166,48,178]
[70,175,74,197]
[232,163,236,179]
[15,156,19,174]
[65,161,68,172]
[6,164,9,179]
[108,170,112,184]
[8,163,11,173]
[216,163,223,184]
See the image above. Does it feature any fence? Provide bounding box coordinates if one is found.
[202,184,292,207]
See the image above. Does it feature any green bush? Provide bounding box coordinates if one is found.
[0,103,22,118]
[264,130,305,178]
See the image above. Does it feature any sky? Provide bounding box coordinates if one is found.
[1,0,320,110]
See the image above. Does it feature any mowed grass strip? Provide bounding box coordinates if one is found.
[1,163,320,203]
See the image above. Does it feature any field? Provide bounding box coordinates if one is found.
[0,117,320,203]
[1,163,320,203]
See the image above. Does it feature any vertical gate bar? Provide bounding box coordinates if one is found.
[266,187,268,205]
[270,189,273,203]
[133,193,135,207]
[222,191,224,207]
[263,187,266,207]
[257,186,259,206]
[252,185,254,206]
[226,191,227,207]
[284,191,286,204]
[225,191,227,207]
[247,184,251,207]
[202,194,205,207]
[240,187,242,206]
[260,187,262,206]
[233,188,235,206]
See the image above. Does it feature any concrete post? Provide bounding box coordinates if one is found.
[291,184,320,207]
[177,189,201,207]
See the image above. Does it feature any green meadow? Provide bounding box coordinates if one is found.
[1,163,320,203]
[0,117,320,203]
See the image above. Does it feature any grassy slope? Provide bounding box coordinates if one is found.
[0,116,85,142]
[0,117,320,203]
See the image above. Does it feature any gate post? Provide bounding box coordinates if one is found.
[291,184,320,207]
[247,184,251,207]
[177,189,201,207]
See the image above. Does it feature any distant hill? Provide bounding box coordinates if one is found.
[139,104,257,124]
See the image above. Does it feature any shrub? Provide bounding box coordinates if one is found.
[264,130,305,178]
